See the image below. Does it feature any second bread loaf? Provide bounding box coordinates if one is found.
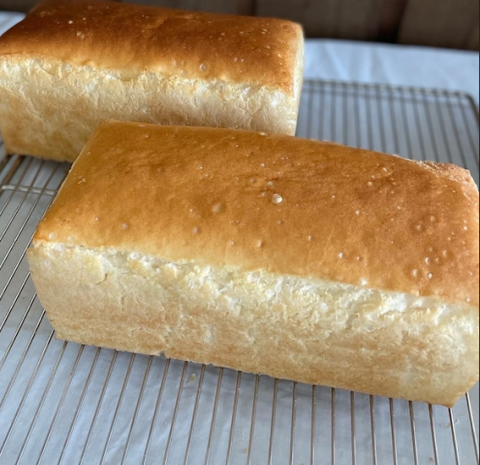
[0,0,304,161]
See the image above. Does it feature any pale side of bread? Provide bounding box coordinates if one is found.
[28,243,478,407]
[27,121,479,406]
[0,0,304,161]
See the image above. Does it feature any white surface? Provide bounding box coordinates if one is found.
[0,12,479,105]
[305,40,480,105]
[0,12,23,37]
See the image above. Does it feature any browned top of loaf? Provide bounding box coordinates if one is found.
[34,121,480,307]
[0,0,303,93]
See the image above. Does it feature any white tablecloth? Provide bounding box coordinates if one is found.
[304,40,480,106]
[1,12,479,105]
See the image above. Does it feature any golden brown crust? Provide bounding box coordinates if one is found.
[0,0,303,93]
[35,121,480,307]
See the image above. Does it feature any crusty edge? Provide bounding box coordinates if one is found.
[0,57,300,161]
[28,241,480,407]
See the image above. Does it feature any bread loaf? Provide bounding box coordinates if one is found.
[0,0,304,161]
[27,121,479,406]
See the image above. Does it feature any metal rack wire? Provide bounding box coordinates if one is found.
[0,80,478,465]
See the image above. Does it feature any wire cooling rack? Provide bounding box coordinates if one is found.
[0,81,479,465]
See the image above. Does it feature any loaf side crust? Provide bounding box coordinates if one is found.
[0,58,300,161]
[28,241,479,407]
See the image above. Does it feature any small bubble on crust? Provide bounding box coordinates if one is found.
[272,193,283,204]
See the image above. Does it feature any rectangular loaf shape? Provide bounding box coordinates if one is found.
[0,0,304,161]
[27,121,479,406]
